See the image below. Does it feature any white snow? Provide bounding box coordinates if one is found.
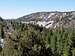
[21,21,30,24]
[37,21,54,28]
[0,38,4,48]
[0,38,4,43]
[37,21,46,26]
[21,20,54,29]
[47,21,54,24]
[46,24,53,28]
[48,13,55,18]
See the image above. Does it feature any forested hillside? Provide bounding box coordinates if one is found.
[0,11,75,56]
[0,21,75,56]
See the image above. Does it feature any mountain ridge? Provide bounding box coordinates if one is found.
[14,11,75,28]
[1,11,75,28]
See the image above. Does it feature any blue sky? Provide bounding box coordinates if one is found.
[0,0,75,19]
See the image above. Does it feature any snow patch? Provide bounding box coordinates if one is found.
[48,13,55,18]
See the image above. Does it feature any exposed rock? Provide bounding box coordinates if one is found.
[15,11,75,28]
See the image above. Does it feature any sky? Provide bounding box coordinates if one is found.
[0,0,75,19]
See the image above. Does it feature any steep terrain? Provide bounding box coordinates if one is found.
[0,11,75,56]
[16,11,75,28]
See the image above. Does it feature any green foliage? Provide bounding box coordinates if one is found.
[0,22,75,56]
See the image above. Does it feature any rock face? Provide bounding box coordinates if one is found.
[16,11,75,28]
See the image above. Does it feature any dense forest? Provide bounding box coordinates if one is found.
[0,21,75,56]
